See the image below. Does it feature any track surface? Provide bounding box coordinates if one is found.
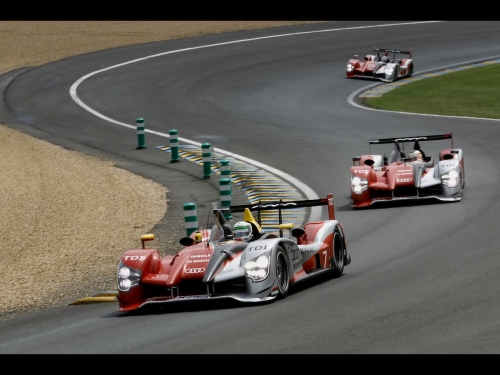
[2,21,500,353]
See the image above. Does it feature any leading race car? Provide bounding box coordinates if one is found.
[350,133,464,208]
[117,194,351,312]
[346,47,414,82]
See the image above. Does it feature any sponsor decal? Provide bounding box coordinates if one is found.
[270,290,279,296]
[251,203,297,209]
[353,169,369,174]
[397,169,412,174]
[187,259,209,263]
[124,255,146,261]
[185,267,205,274]
[247,245,268,252]
[291,247,301,261]
[300,248,315,254]
[190,254,211,258]
[397,178,412,182]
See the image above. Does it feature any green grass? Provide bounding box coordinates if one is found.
[363,63,500,119]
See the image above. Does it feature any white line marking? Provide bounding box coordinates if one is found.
[69,21,442,222]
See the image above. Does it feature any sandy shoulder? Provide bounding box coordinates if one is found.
[0,21,324,320]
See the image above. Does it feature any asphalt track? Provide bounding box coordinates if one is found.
[2,21,500,354]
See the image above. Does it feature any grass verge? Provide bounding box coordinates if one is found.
[362,64,500,119]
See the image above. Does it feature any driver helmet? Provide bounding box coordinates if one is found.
[409,150,423,162]
[233,221,252,241]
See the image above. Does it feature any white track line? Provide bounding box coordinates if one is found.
[69,21,442,222]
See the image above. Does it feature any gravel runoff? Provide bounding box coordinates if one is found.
[0,21,324,320]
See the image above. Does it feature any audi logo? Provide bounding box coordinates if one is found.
[185,267,205,274]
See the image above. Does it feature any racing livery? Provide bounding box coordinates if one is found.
[117,194,351,312]
[350,133,464,208]
[346,47,413,82]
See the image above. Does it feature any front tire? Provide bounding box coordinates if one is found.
[330,227,345,278]
[275,247,290,298]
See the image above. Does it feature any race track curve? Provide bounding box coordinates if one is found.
[2,21,500,354]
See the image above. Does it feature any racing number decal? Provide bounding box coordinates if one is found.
[322,251,328,268]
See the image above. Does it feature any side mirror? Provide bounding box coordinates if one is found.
[141,234,155,249]
[291,228,305,238]
[179,237,195,246]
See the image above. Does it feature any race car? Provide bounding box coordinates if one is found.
[346,47,414,82]
[350,133,464,208]
[116,194,351,312]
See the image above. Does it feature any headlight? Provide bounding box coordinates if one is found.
[347,64,354,72]
[244,253,271,282]
[385,67,394,75]
[351,176,368,194]
[117,261,142,291]
[441,169,459,188]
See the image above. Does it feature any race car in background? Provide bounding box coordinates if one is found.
[346,47,414,82]
[350,133,464,208]
[117,194,351,312]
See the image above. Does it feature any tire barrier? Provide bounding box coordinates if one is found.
[219,178,232,219]
[136,118,146,149]
[183,202,198,236]
[169,129,180,162]
[202,143,212,179]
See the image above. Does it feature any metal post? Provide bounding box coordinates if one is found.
[169,129,180,162]
[183,202,198,236]
[202,143,212,179]
[219,178,232,219]
[136,118,146,149]
[220,160,232,195]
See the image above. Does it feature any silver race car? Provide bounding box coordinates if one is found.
[117,194,351,312]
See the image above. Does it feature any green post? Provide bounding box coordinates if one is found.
[220,159,232,196]
[219,178,232,219]
[183,202,198,236]
[169,129,180,162]
[136,118,146,149]
[202,143,212,179]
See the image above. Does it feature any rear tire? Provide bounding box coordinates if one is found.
[276,247,290,299]
[330,227,345,278]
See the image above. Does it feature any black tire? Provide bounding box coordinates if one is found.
[275,246,290,299]
[330,227,345,278]
[408,64,413,77]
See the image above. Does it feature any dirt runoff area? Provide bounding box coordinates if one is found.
[0,21,324,320]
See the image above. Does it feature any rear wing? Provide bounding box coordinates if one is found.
[228,193,336,225]
[374,47,412,59]
[370,133,452,144]
[368,133,454,156]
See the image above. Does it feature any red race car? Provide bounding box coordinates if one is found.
[117,194,351,312]
[350,133,464,208]
[346,47,414,82]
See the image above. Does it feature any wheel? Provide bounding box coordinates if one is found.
[329,227,345,278]
[408,64,413,77]
[275,247,290,298]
